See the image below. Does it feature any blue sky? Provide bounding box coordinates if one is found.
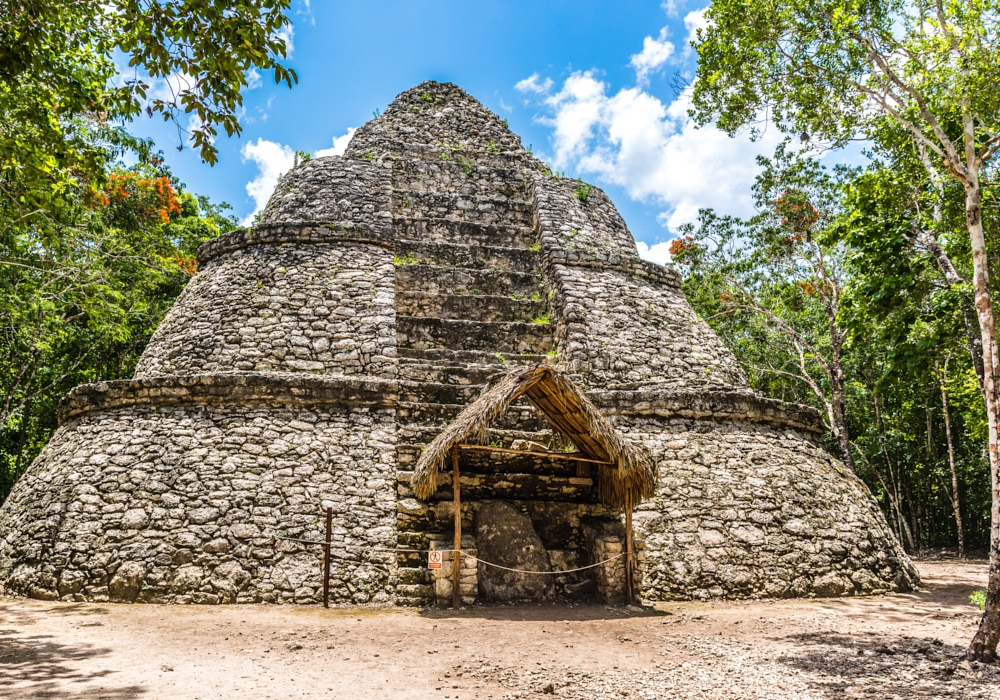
[128,0,788,264]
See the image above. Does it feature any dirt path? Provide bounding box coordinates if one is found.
[1,558,998,699]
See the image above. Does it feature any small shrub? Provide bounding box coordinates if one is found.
[493,352,506,365]
[458,155,476,177]
[574,180,592,202]
[393,252,416,265]
[501,118,508,128]
[529,291,542,302]
[971,590,987,611]
[546,348,557,358]
[531,312,551,325]
[487,140,499,153]
[420,93,432,102]
[528,242,540,251]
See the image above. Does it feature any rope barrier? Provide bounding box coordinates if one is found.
[463,551,623,575]
[276,536,624,575]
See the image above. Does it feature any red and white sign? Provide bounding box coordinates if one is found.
[428,550,443,569]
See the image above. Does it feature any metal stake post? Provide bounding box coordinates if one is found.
[322,506,332,609]
[452,446,461,609]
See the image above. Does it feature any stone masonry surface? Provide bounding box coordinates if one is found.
[0,402,396,604]
[135,241,396,379]
[0,80,917,605]
[629,416,917,599]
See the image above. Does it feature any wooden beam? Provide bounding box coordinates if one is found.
[452,446,461,610]
[456,443,614,466]
[625,491,636,606]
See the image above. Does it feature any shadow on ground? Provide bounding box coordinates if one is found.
[419,600,669,621]
[0,604,146,699]
[773,630,996,699]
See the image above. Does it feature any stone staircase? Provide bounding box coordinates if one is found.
[392,209,559,605]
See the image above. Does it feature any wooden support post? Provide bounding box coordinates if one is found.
[322,506,332,609]
[625,493,636,606]
[452,446,461,609]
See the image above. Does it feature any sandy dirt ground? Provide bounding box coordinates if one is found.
[1,557,999,699]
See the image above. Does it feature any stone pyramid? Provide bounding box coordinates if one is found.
[0,81,916,605]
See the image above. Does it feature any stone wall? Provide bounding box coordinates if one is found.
[259,157,392,228]
[135,240,396,379]
[628,414,918,599]
[532,176,749,391]
[0,390,397,605]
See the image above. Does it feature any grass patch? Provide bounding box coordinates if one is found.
[393,252,416,265]
[531,312,551,325]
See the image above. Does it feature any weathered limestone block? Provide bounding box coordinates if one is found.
[474,501,552,601]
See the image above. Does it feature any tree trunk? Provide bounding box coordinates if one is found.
[965,178,1000,662]
[830,344,856,473]
[921,232,987,393]
[940,358,965,557]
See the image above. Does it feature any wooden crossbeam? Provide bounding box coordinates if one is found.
[456,443,615,466]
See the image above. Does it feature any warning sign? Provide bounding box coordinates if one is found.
[428,550,443,569]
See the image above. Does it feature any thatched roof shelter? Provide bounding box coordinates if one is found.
[411,365,656,511]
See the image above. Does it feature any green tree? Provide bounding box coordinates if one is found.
[675,146,860,471]
[1,0,296,236]
[691,0,1000,660]
[0,158,236,501]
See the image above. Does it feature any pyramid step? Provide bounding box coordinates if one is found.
[395,217,537,248]
[392,159,531,199]
[396,292,547,323]
[398,566,434,586]
[396,347,552,366]
[394,240,541,271]
[397,317,554,354]
[395,264,543,297]
[397,380,484,405]
[395,595,433,607]
[391,143,538,170]
[395,583,435,599]
[397,402,550,430]
[396,359,504,385]
[395,191,534,227]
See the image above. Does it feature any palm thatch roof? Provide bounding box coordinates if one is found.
[411,365,656,511]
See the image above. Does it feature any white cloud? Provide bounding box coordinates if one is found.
[515,73,554,94]
[629,28,674,84]
[246,68,262,90]
[539,70,780,232]
[636,241,675,266]
[661,0,683,16]
[684,8,709,46]
[314,127,358,158]
[275,23,295,57]
[146,72,196,106]
[240,138,296,226]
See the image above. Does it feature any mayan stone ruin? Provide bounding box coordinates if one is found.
[0,81,917,606]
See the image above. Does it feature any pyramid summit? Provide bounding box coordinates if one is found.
[0,81,916,605]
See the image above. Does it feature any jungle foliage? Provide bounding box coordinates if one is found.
[0,0,292,500]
